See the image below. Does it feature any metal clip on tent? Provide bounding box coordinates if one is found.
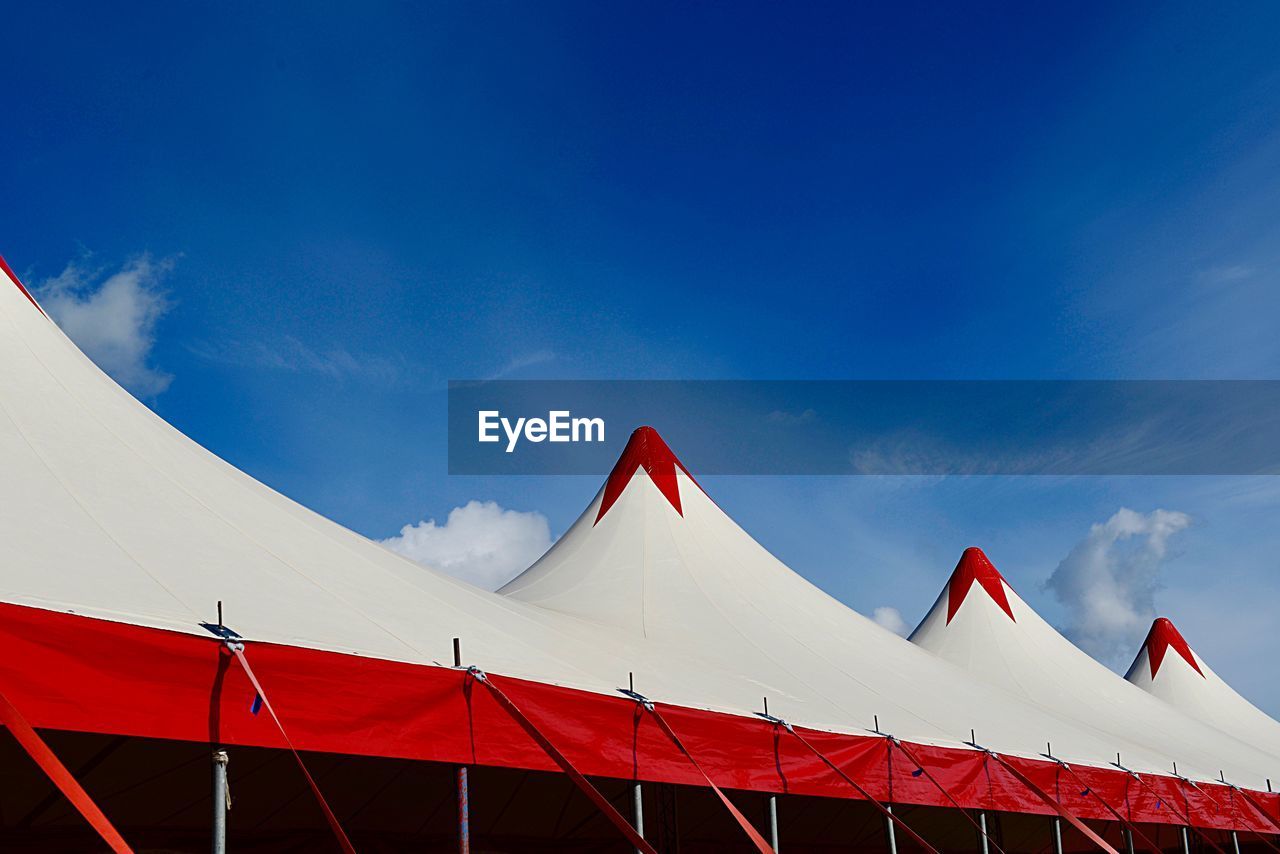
[618,686,655,712]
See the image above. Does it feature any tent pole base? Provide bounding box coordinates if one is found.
[211,749,228,854]
[633,781,645,853]
[456,765,469,854]
[768,795,779,852]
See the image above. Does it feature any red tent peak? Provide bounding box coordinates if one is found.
[594,426,703,524]
[0,254,47,318]
[1143,617,1204,679]
[945,547,1015,624]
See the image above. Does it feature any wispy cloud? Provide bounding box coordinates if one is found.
[1044,507,1192,666]
[871,605,909,636]
[767,408,817,425]
[36,254,175,397]
[191,336,407,385]
[1197,264,1254,286]
[380,499,552,590]
[486,350,556,381]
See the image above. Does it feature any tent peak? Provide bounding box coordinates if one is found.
[595,426,702,524]
[946,546,1015,624]
[1141,616,1204,679]
[0,253,47,317]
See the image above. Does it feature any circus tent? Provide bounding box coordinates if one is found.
[1,254,1277,852]
[1127,617,1280,758]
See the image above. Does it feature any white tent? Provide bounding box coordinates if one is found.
[501,436,1280,789]
[1,254,1277,847]
[1127,617,1280,758]
[908,547,1280,785]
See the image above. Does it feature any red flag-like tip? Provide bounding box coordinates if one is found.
[1143,617,1204,679]
[945,547,1015,624]
[0,253,47,317]
[594,426,703,524]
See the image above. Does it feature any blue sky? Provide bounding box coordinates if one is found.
[4,3,1280,708]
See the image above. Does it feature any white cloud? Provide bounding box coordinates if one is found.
[487,350,557,380]
[767,408,817,425]
[1045,508,1192,665]
[1197,264,1253,286]
[381,500,552,590]
[190,336,405,384]
[872,605,909,636]
[36,255,175,397]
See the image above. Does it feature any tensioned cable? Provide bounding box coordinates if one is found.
[627,692,774,853]
[1051,760,1164,854]
[888,735,1007,854]
[227,642,357,854]
[0,687,133,853]
[1116,765,1227,854]
[979,748,1119,854]
[745,708,939,854]
[472,670,657,854]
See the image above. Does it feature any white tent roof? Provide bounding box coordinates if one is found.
[500,430,1279,785]
[1127,617,1280,757]
[1,258,1275,788]
[908,547,1280,783]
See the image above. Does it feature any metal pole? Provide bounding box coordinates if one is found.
[768,795,779,852]
[1181,825,1191,854]
[1231,830,1241,854]
[454,637,469,854]
[457,766,470,854]
[885,802,898,854]
[1125,827,1135,854]
[211,749,229,854]
[633,782,645,853]
[1052,817,1063,854]
[978,811,991,854]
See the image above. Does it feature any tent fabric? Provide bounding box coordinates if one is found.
[499,428,1279,791]
[1,256,1277,829]
[1126,618,1280,758]
[908,549,1280,789]
[0,600,1274,833]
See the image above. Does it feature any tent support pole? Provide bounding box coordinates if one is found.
[456,766,470,853]
[885,802,898,854]
[768,795,779,852]
[453,637,470,854]
[1124,826,1135,854]
[1181,825,1191,854]
[211,749,229,854]
[633,782,645,853]
[1231,830,1241,854]
[1052,817,1063,854]
[978,811,990,854]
